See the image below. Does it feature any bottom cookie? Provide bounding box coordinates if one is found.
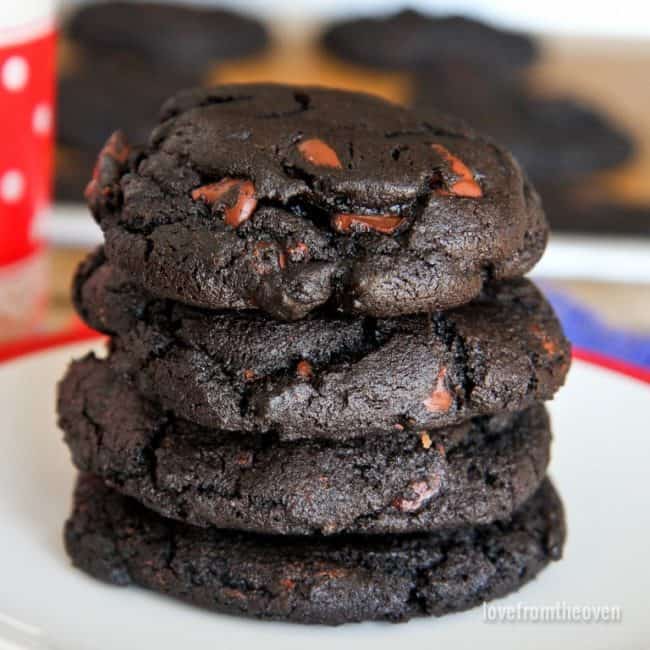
[64,475,565,625]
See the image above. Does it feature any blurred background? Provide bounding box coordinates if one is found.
[1,0,649,371]
[57,0,650,35]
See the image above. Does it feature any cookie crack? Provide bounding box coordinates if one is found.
[145,418,171,492]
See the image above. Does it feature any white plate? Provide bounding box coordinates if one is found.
[0,343,648,650]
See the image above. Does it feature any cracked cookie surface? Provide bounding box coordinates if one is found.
[86,83,547,320]
[64,474,565,624]
[58,354,551,536]
[73,249,570,439]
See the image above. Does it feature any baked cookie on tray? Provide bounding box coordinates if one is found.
[57,56,199,152]
[321,9,537,71]
[73,249,570,439]
[65,1,269,74]
[58,354,552,536]
[412,62,634,185]
[85,84,548,320]
[65,474,565,625]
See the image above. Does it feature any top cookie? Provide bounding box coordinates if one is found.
[321,10,537,71]
[66,2,269,74]
[87,83,547,320]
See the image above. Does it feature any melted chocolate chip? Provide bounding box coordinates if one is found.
[331,213,405,234]
[423,367,454,413]
[192,178,257,228]
[432,143,483,198]
[297,138,342,168]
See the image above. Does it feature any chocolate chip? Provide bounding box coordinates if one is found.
[530,323,558,355]
[286,242,310,262]
[191,178,257,228]
[296,359,314,379]
[432,143,483,198]
[235,451,254,467]
[331,213,404,234]
[85,130,131,207]
[280,578,296,590]
[250,241,286,275]
[297,138,342,168]
[392,476,441,512]
[423,367,453,413]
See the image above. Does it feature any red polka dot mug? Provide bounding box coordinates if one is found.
[0,2,55,336]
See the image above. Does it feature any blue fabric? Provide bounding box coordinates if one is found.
[541,285,650,371]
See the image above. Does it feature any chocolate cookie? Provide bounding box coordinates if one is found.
[66,2,269,74]
[57,56,199,152]
[58,355,552,536]
[86,83,547,320]
[73,249,570,439]
[412,62,634,184]
[321,10,537,71]
[65,475,565,624]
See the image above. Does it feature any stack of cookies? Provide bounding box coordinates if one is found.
[57,84,570,625]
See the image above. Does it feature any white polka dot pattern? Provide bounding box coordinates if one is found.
[1,55,29,92]
[32,103,52,135]
[0,170,26,204]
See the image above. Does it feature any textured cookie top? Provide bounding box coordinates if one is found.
[73,249,570,440]
[66,2,269,73]
[88,83,547,319]
[58,354,551,536]
[321,10,537,70]
[66,475,564,624]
